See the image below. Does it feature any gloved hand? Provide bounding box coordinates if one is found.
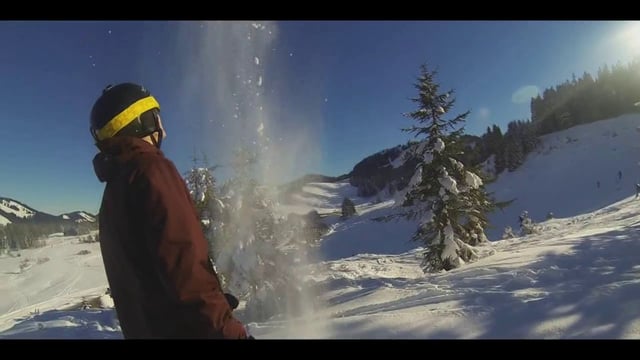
[224,293,239,310]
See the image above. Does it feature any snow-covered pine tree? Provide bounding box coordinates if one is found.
[502,226,516,239]
[341,197,357,219]
[397,63,496,273]
[213,147,313,322]
[183,155,224,262]
[519,210,539,236]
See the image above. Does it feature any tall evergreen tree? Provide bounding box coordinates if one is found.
[396,64,496,273]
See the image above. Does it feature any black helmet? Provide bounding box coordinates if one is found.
[90,83,163,146]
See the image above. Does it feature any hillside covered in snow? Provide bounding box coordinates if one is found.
[3,115,640,339]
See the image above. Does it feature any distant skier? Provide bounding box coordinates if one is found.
[90,83,251,339]
[619,170,623,181]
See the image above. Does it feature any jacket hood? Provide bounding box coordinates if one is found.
[93,137,162,183]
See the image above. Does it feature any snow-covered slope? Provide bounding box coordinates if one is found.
[278,180,417,259]
[0,232,109,334]
[486,114,640,240]
[278,181,360,216]
[272,195,640,339]
[4,193,640,338]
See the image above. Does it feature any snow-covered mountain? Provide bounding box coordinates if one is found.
[3,114,640,338]
[59,212,96,224]
[0,197,95,225]
[0,198,58,224]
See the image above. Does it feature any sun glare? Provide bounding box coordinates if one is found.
[614,21,640,58]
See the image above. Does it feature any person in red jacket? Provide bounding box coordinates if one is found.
[90,83,249,339]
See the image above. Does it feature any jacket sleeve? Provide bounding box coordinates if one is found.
[131,156,248,339]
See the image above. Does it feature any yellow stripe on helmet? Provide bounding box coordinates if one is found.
[96,96,160,141]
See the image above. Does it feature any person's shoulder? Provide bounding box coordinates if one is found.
[130,151,180,182]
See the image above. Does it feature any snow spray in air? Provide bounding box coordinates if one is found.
[178,21,331,338]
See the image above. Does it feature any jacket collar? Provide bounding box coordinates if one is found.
[93,137,162,183]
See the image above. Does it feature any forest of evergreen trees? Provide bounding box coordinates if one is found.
[0,221,97,251]
[471,58,640,176]
[532,59,640,135]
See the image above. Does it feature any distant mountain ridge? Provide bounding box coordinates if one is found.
[0,197,96,225]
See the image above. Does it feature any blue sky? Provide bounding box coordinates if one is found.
[0,20,638,215]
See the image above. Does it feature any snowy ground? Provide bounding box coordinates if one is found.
[486,113,640,240]
[3,187,640,338]
[3,116,640,338]
[248,193,640,339]
[0,232,112,336]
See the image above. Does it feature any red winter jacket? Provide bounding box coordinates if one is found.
[93,136,247,339]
